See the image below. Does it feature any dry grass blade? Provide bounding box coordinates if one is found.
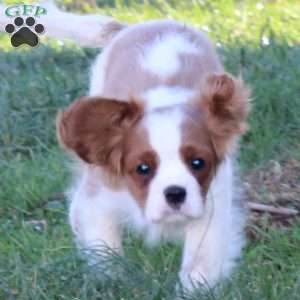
[247,201,298,216]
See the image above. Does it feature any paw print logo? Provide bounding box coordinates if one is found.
[5,16,45,47]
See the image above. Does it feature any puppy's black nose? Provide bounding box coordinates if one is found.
[164,185,186,209]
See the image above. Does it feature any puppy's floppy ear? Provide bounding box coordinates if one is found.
[195,73,251,158]
[57,96,143,175]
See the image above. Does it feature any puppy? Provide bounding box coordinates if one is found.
[2,1,250,291]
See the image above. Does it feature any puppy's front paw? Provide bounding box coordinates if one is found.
[179,266,218,292]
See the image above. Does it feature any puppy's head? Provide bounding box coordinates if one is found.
[57,73,250,224]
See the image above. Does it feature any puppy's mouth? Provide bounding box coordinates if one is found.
[149,210,201,224]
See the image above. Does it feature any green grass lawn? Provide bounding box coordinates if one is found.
[1,0,300,299]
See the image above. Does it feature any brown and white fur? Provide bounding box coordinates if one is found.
[1,2,251,291]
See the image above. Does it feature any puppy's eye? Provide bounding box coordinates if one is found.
[136,163,151,175]
[190,158,205,170]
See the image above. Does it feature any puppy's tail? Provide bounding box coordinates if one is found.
[0,1,125,47]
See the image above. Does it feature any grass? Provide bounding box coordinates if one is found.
[0,0,300,299]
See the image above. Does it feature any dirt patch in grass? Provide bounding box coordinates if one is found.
[245,159,300,208]
[244,159,300,239]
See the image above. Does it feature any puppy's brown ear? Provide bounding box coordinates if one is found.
[196,73,251,158]
[57,97,143,175]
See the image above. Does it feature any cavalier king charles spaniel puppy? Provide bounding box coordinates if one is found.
[18,1,251,291]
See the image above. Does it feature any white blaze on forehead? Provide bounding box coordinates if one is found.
[143,85,195,111]
[144,108,183,159]
[143,108,204,222]
[140,33,199,77]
